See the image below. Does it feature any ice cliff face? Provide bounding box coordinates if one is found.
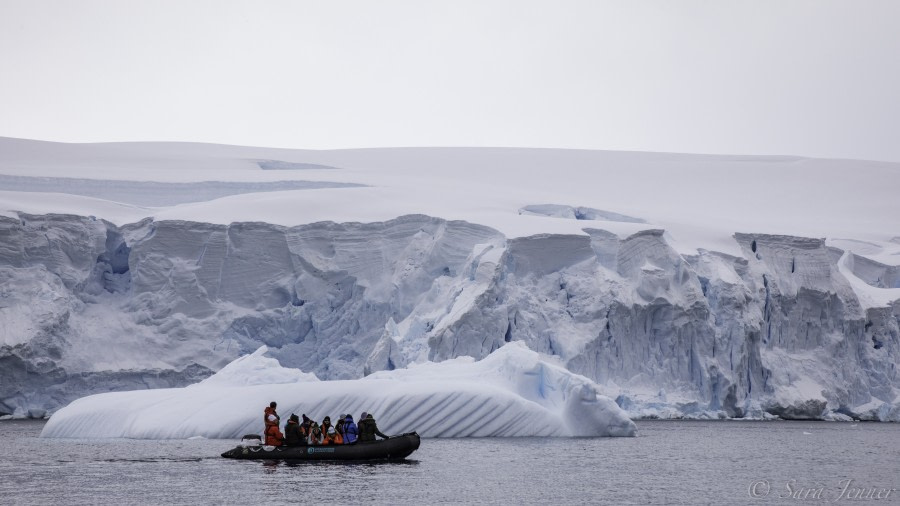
[1,213,898,421]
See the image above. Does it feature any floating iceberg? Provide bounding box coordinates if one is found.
[40,343,637,439]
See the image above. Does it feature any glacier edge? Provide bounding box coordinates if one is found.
[0,212,898,422]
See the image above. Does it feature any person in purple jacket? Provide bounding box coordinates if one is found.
[342,414,358,444]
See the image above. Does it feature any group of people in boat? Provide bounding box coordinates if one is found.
[263,401,390,447]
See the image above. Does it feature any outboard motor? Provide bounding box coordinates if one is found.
[239,434,262,447]
[222,434,263,458]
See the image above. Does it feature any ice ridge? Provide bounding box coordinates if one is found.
[40,343,637,438]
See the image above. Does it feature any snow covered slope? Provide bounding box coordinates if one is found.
[1,138,899,422]
[40,343,637,438]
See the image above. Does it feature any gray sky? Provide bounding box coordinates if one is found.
[1,0,899,162]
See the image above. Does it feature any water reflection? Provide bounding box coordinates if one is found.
[260,459,420,473]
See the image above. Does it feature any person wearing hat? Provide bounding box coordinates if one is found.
[307,422,324,445]
[357,412,390,442]
[335,414,346,439]
[343,414,358,444]
[321,415,334,437]
[284,414,305,447]
[322,425,343,445]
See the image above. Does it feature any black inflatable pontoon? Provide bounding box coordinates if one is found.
[221,433,420,461]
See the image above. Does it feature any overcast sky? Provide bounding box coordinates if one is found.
[1,1,898,162]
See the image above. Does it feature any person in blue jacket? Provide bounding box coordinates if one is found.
[342,414,358,443]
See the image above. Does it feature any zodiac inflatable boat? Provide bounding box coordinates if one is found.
[221,433,421,461]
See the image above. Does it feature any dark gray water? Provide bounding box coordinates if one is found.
[2,420,898,505]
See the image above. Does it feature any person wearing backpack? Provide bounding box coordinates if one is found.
[342,414,358,444]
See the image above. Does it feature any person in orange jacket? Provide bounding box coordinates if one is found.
[263,401,284,446]
[322,426,344,445]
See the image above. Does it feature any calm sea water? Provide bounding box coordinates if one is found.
[1,420,898,505]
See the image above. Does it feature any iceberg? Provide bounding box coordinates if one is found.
[40,343,637,439]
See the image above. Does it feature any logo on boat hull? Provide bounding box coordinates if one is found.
[307,447,336,454]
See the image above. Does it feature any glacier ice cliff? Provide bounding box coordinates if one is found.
[40,343,637,438]
[1,213,898,422]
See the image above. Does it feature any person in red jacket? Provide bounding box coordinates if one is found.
[263,401,283,446]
